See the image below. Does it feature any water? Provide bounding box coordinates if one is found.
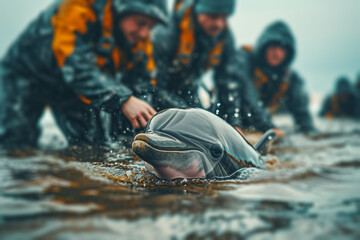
[1,110,360,239]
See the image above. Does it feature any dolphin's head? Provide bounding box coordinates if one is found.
[132,108,266,179]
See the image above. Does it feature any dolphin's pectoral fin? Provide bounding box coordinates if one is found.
[254,129,277,155]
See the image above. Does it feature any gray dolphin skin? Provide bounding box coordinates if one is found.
[132,108,273,180]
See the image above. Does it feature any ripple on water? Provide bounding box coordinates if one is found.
[1,118,360,239]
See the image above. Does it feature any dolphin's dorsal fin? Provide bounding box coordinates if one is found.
[254,129,277,155]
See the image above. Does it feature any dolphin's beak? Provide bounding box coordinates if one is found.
[132,133,206,179]
[133,133,186,151]
[132,133,188,165]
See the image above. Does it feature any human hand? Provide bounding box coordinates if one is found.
[121,96,157,129]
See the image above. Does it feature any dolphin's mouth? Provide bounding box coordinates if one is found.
[133,133,187,151]
[132,133,206,179]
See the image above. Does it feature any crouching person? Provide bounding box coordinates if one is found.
[152,0,245,130]
[0,0,168,149]
[356,73,360,96]
[319,77,360,119]
[234,21,316,134]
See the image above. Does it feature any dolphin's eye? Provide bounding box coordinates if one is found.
[210,144,223,159]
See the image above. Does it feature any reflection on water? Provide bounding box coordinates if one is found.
[1,117,360,240]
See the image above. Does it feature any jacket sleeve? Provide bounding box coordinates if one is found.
[220,47,275,131]
[51,1,132,113]
[286,71,316,133]
[241,75,276,132]
[213,33,242,126]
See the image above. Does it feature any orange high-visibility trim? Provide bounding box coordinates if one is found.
[145,39,155,71]
[52,0,97,67]
[151,79,157,87]
[177,7,195,65]
[176,6,226,69]
[126,62,134,70]
[144,37,157,86]
[272,81,290,103]
[174,0,185,11]
[326,112,334,119]
[132,39,145,62]
[129,36,157,86]
[253,68,290,114]
[102,0,113,38]
[254,68,268,88]
[268,81,290,114]
[206,39,226,70]
[242,45,253,53]
[78,94,92,104]
[112,46,122,70]
[97,57,107,67]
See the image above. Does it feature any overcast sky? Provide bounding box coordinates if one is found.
[0,0,359,93]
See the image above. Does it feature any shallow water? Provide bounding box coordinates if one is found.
[1,113,360,240]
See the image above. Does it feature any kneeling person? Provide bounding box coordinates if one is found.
[319,77,360,119]
[0,0,168,149]
[234,21,316,133]
[153,0,244,130]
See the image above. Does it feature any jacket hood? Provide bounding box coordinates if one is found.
[113,0,168,25]
[195,0,236,15]
[254,21,296,69]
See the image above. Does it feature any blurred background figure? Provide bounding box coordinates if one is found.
[0,0,168,149]
[153,0,246,132]
[319,76,360,119]
[356,73,360,95]
[233,21,316,133]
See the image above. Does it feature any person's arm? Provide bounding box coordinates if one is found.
[52,1,132,112]
[286,71,317,133]
[152,20,189,109]
[240,72,276,132]
[216,42,275,132]
[52,1,155,128]
[214,33,243,127]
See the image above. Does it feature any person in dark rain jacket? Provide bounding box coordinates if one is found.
[153,0,251,131]
[319,77,360,119]
[233,21,316,133]
[0,0,168,149]
[356,74,360,116]
[356,73,360,95]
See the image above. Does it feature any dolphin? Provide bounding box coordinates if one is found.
[132,108,276,180]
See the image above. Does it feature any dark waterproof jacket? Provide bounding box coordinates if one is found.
[234,21,315,133]
[152,2,242,127]
[319,78,360,119]
[0,0,156,147]
[356,77,360,95]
